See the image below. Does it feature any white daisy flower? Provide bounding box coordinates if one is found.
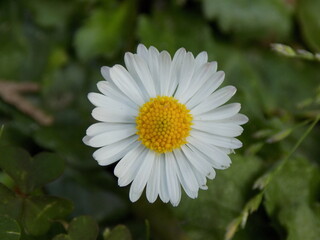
[83,44,248,206]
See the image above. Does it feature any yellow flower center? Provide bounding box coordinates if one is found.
[136,96,193,153]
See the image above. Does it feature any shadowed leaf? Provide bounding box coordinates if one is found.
[0,215,21,240]
[265,157,320,240]
[22,196,73,236]
[103,225,131,240]
[0,146,65,193]
[297,0,320,51]
[0,183,22,220]
[74,1,132,60]
[53,216,98,240]
[202,0,292,41]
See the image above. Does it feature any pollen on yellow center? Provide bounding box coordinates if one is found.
[136,96,193,153]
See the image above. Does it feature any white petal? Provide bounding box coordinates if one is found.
[109,65,145,106]
[167,48,186,96]
[188,136,231,169]
[146,155,161,203]
[137,44,149,61]
[148,47,160,95]
[217,146,234,154]
[207,168,216,180]
[115,145,147,186]
[179,62,217,104]
[187,144,216,181]
[125,53,156,99]
[173,149,198,198]
[101,66,112,82]
[86,125,136,147]
[86,122,134,136]
[100,67,135,106]
[192,120,244,137]
[174,52,195,99]
[96,81,138,109]
[165,153,181,206]
[82,135,90,145]
[88,93,137,111]
[212,113,249,125]
[181,145,216,179]
[194,103,240,121]
[129,150,156,202]
[186,71,225,109]
[194,51,209,71]
[191,167,208,190]
[149,46,160,55]
[190,129,243,149]
[88,91,109,107]
[159,51,172,96]
[191,86,237,115]
[93,135,139,165]
[91,106,136,123]
[159,154,170,203]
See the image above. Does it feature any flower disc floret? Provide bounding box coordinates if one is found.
[136,96,193,153]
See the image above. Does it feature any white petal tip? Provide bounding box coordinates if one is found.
[176,47,186,54]
[241,115,249,124]
[200,185,208,190]
[100,66,109,75]
[118,180,129,187]
[229,86,237,95]
[82,136,91,145]
[219,70,225,77]
[124,52,133,59]
[233,139,243,149]
[129,193,140,203]
[137,43,146,49]
[207,171,216,180]
[87,92,95,104]
[171,201,180,207]
[146,197,157,204]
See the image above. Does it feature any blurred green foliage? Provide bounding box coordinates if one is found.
[0,0,320,239]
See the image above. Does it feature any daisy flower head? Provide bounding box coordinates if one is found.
[83,44,248,206]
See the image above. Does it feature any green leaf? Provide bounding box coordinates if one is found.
[212,47,269,121]
[0,1,28,81]
[35,124,97,169]
[0,0,58,82]
[46,169,128,222]
[0,215,21,240]
[53,235,70,240]
[271,43,296,57]
[225,217,241,240]
[74,1,132,60]
[279,205,320,240]
[53,216,98,240]
[202,0,292,41]
[0,125,4,139]
[173,155,264,240]
[67,216,98,240]
[22,196,73,236]
[266,128,292,143]
[0,183,22,220]
[137,11,216,55]
[42,63,86,110]
[297,0,320,51]
[0,147,65,193]
[103,225,132,240]
[247,46,320,114]
[25,0,77,29]
[265,157,320,240]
